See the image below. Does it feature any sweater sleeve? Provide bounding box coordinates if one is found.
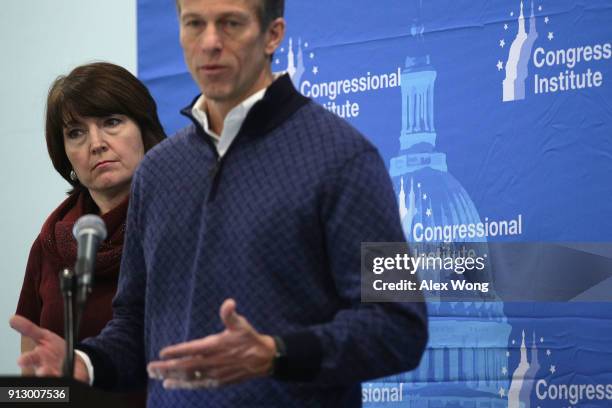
[78,169,148,391]
[16,238,44,324]
[277,148,428,385]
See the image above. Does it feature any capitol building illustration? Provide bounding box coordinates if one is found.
[508,331,541,408]
[503,1,538,102]
[382,1,513,406]
[277,2,543,405]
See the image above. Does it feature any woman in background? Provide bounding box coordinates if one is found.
[16,62,165,405]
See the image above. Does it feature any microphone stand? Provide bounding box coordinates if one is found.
[59,268,76,378]
[60,263,91,378]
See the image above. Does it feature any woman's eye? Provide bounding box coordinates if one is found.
[66,129,84,139]
[104,117,122,127]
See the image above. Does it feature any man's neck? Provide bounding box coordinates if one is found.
[204,70,274,135]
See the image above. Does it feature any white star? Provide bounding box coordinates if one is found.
[309,52,315,59]
[417,183,421,188]
[499,387,506,398]
[547,32,554,41]
[544,16,549,24]
[312,66,319,75]
[512,339,516,345]
[550,365,556,374]
[280,47,284,52]
[538,5,543,11]
[422,193,427,200]
[510,11,514,17]
[274,58,280,65]
[504,23,509,30]
[501,367,508,375]
[496,60,504,71]
[546,349,551,356]
[304,42,309,48]
[541,337,544,343]
[499,39,506,48]
[506,351,510,357]
[426,208,432,217]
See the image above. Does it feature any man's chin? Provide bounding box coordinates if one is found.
[200,89,237,105]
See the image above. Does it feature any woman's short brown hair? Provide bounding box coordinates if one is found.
[45,62,166,193]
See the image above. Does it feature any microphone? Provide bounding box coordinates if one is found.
[72,214,107,306]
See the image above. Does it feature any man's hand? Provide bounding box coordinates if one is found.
[147,298,276,389]
[9,315,89,383]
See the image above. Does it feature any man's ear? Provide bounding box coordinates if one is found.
[264,17,286,57]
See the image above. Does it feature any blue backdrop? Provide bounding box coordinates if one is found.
[138,1,612,406]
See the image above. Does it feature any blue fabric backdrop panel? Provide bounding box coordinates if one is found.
[138,1,612,406]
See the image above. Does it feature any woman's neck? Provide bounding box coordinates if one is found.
[89,185,130,215]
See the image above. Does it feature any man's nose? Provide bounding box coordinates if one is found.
[89,126,108,155]
[199,24,223,53]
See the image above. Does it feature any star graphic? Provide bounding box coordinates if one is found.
[423,193,427,200]
[497,60,503,71]
[547,32,554,41]
[275,58,280,65]
[544,16,549,24]
[540,337,544,343]
[538,5,543,11]
[417,183,421,188]
[504,23,509,30]
[510,11,514,17]
[304,42,309,48]
[499,39,506,48]
[426,208,432,217]
[512,339,516,345]
[309,52,315,59]
[501,366,508,375]
[546,349,551,356]
[312,66,319,75]
[506,351,510,357]
[280,47,284,52]
[550,365,556,374]
[499,387,506,398]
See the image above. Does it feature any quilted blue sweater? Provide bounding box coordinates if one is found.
[80,74,427,407]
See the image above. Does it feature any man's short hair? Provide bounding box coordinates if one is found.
[257,0,284,29]
[175,0,284,29]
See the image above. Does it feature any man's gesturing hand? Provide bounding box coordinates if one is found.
[9,315,89,382]
[147,298,276,390]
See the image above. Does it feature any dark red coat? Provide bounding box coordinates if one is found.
[17,191,126,340]
[16,191,146,407]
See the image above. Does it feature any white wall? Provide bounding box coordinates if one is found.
[0,0,137,374]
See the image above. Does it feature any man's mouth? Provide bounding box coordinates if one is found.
[200,65,227,74]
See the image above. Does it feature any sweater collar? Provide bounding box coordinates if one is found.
[180,73,309,146]
[190,86,267,157]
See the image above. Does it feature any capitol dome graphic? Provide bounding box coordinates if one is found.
[367,3,514,407]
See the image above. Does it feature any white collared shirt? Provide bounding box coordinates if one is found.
[191,88,267,158]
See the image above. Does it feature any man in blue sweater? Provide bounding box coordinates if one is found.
[11,0,428,406]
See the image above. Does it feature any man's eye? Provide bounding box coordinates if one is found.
[223,20,241,29]
[185,19,204,28]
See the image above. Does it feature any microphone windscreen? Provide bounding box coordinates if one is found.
[72,214,108,241]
